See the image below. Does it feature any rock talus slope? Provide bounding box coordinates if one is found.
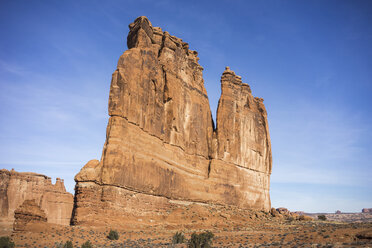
[0,169,73,226]
[72,16,272,226]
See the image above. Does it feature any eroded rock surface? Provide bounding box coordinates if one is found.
[0,169,73,226]
[72,16,272,226]
[13,199,47,231]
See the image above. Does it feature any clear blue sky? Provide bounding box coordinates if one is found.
[0,0,371,213]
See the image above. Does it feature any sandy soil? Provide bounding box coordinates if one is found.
[3,218,372,247]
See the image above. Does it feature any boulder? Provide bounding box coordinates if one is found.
[276,207,290,215]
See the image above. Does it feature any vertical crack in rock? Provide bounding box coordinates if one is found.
[72,16,273,226]
[207,160,212,179]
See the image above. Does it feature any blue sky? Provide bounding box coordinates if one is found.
[0,0,371,213]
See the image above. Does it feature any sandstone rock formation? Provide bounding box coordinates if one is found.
[276,207,291,215]
[13,199,47,231]
[270,207,313,221]
[72,16,272,226]
[0,169,73,226]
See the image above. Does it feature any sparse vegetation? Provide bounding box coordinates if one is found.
[107,229,119,240]
[0,236,15,248]
[287,216,294,222]
[172,232,185,244]
[188,231,214,248]
[81,240,92,248]
[64,240,73,248]
[55,240,73,248]
[318,215,327,221]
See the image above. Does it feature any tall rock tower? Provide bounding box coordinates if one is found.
[72,16,272,226]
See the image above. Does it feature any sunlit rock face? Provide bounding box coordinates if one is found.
[0,169,73,226]
[72,16,272,226]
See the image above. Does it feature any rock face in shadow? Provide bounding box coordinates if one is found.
[72,16,272,226]
[0,169,73,226]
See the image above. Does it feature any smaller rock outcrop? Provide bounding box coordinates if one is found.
[270,208,313,221]
[13,199,47,231]
[276,207,291,215]
[0,169,73,227]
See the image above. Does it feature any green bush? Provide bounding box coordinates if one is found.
[63,240,73,248]
[0,236,15,248]
[172,232,185,244]
[188,231,214,248]
[81,240,92,248]
[107,229,119,240]
[318,215,327,221]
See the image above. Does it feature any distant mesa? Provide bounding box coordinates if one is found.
[71,16,273,226]
[335,210,342,214]
[0,168,73,230]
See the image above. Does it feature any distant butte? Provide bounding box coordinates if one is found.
[72,16,272,227]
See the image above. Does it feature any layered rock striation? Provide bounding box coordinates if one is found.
[13,199,47,231]
[72,16,272,226]
[0,169,73,226]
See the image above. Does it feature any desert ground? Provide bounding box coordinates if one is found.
[2,209,371,247]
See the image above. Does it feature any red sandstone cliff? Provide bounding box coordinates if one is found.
[72,16,272,226]
[0,169,73,227]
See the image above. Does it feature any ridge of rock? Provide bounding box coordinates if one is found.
[72,16,272,226]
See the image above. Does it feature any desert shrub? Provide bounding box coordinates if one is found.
[172,232,185,244]
[107,229,119,240]
[81,240,92,248]
[318,215,327,221]
[64,240,73,248]
[55,242,63,248]
[55,240,73,248]
[286,216,294,222]
[298,215,313,221]
[0,236,15,248]
[188,231,214,248]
